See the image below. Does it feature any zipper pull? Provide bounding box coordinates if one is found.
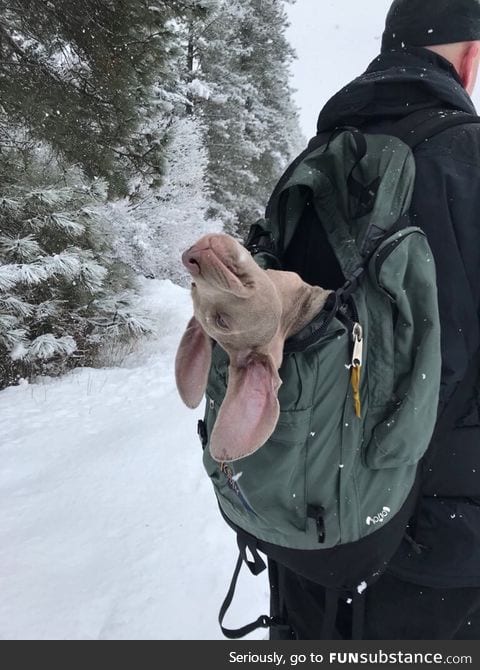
[350,323,363,418]
[351,323,363,368]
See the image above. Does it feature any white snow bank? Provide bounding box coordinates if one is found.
[0,279,268,640]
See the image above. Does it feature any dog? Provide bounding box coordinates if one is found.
[175,233,331,462]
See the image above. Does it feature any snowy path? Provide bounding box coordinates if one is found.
[0,280,268,640]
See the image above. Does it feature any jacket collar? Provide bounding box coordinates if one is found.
[368,46,463,84]
[317,47,476,133]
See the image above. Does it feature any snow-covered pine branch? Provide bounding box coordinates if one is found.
[25,334,77,362]
[0,144,150,388]
[0,235,42,263]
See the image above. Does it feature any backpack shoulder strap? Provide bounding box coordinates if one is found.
[392,108,480,149]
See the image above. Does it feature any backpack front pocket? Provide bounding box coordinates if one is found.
[203,317,350,549]
[203,403,312,537]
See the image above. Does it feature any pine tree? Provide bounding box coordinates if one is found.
[188,0,303,235]
[0,0,305,389]
[236,0,304,229]
[105,114,220,285]
[106,1,222,281]
[0,0,180,195]
[0,143,150,389]
[194,0,260,232]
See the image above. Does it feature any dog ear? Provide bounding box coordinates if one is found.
[209,352,281,463]
[175,317,212,409]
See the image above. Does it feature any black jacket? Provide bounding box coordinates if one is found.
[317,47,480,587]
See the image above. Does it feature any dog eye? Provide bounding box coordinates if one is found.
[215,314,229,330]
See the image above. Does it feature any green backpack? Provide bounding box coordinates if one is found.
[198,109,478,639]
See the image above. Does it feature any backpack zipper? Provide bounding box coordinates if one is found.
[283,304,338,354]
[349,323,363,418]
[351,323,364,368]
[374,230,418,277]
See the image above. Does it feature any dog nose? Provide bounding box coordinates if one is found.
[182,237,214,274]
[182,248,202,276]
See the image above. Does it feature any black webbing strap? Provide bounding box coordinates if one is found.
[351,592,366,641]
[393,108,480,149]
[320,588,340,639]
[219,535,291,639]
[337,209,412,304]
[320,588,365,640]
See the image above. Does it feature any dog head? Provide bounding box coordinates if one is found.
[175,234,331,462]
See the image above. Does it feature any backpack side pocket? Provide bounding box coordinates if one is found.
[364,227,441,468]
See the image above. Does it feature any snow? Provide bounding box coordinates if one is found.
[357,581,368,595]
[0,279,268,639]
[187,78,211,101]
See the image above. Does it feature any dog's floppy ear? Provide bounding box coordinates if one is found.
[175,317,212,409]
[209,352,281,463]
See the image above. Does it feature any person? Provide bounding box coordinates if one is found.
[269,0,480,639]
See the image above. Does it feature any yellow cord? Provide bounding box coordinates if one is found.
[351,365,362,418]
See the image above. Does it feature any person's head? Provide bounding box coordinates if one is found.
[382,0,480,95]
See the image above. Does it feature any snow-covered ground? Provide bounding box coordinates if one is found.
[0,279,268,640]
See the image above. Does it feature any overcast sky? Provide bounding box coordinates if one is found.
[286,0,480,138]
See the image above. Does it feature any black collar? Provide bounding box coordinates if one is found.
[371,46,464,88]
[316,45,476,133]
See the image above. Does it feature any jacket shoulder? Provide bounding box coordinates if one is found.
[415,120,480,167]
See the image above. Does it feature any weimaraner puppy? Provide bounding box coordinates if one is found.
[175,233,331,463]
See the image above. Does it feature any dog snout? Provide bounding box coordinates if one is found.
[182,238,213,275]
[182,248,202,276]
